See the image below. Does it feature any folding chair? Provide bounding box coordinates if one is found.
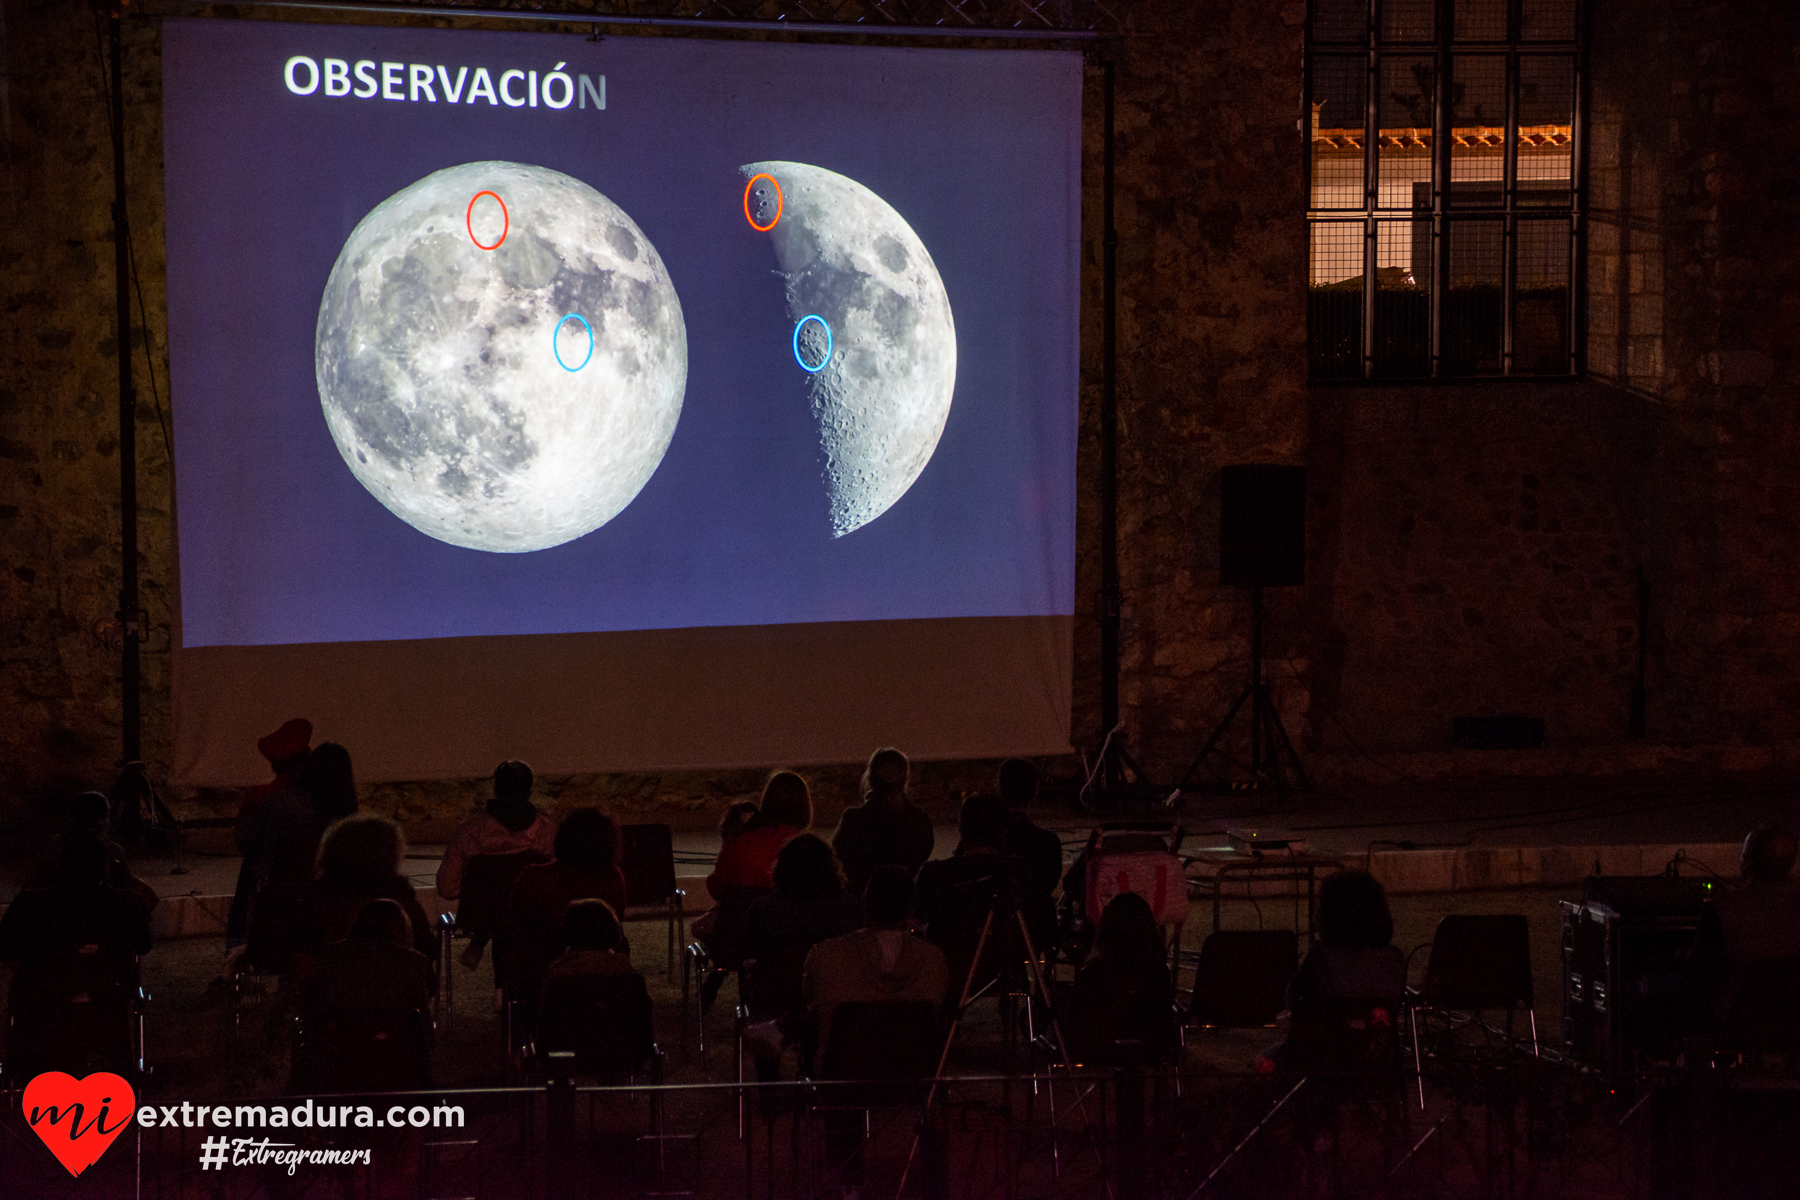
[804,1000,942,1197]
[619,824,686,977]
[1078,821,1189,975]
[734,939,819,1133]
[530,972,660,1080]
[5,947,143,1081]
[439,849,548,1021]
[1185,928,1298,1031]
[290,1006,432,1093]
[682,884,772,1057]
[1408,913,1535,1106]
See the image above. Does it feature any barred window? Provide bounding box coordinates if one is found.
[1307,0,1582,380]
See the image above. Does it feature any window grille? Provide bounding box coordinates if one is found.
[1307,0,1582,380]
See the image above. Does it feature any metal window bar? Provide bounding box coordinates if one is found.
[1307,0,1581,381]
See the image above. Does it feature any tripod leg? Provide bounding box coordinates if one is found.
[1174,685,1254,793]
[894,908,999,1199]
[1257,684,1313,792]
[1013,909,1117,1200]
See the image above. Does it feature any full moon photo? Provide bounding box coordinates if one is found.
[316,161,688,553]
[742,161,957,538]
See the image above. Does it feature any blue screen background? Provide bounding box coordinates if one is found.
[162,21,1081,648]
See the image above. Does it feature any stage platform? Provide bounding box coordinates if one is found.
[0,774,1788,939]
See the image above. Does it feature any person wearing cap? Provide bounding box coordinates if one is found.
[226,717,317,954]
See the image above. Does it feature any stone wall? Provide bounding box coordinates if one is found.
[4,0,1800,836]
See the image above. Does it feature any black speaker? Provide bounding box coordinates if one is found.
[1219,465,1305,588]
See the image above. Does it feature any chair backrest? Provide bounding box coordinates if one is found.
[1087,841,1188,928]
[293,1007,431,1093]
[457,850,550,939]
[243,880,312,975]
[816,1000,941,1108]
[701,885,774,971]
[535,972,655,1076]
[620,824,678,906]
[1420,914,1532,1011]
[1189,929,1298,1028]
[1285,994,1405,1074]
[741,939,817,1021]
[7,949,137,1078]
[1093,822,1187,857]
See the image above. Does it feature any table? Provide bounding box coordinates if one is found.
[1181,850,1344,940]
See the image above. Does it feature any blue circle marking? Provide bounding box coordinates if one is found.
[554,314,593,372]
[793,314,832,373]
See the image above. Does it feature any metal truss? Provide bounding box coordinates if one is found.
[277,0,1126,35]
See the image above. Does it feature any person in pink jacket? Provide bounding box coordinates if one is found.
[437,760,556,968]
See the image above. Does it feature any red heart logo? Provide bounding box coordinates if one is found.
[23,1072,137,1177]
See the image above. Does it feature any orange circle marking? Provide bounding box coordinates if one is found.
[743,174,783,232]
[467,191,508,251]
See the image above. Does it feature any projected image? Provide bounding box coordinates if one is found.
[162,23,1078,647]
[743,162,957,539]
[315,161,687,553]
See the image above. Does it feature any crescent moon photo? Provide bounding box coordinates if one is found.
[315,161,687,553]
[742,161,957,538]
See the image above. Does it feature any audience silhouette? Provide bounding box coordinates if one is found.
[309,814,439,973]
[1067,891,1177,1067]
[831,747,935,896]
[803,864,949,1068]
[228,717,315,952]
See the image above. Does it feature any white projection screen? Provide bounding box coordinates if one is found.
[162,19,1080,784]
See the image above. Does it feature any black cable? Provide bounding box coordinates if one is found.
[92,9,173,469]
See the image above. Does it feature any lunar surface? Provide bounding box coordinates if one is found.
[316,161,687,553]
[743,161,956,537]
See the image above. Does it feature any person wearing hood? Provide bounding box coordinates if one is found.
[436,760,557,901]
[803,864,949,1069]
[437,760,557,969]
[227,717,315,954]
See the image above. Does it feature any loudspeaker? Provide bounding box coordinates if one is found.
[1219,465,1305,588]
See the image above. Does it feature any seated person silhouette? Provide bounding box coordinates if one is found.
[305,898,434,1015]
[438,760,557,969]
[228,717,314,954]
[803,865,950,1069]
[0,830,154,1076]
[697,771,814,1010]
[914,793,1053,998]
[1261,868,1405,1069]
[307,814,439,977]
[543,898,635,984]
[997,758,1065,919]
[506,808,628,1001]
[28,790,159,912]
[1685,824,1800,1028]
[804,864,949,1197]
[296,898,432,1092]
[831,747,936,897]
[740,834,863,1069]
[1067,891,1177,1067]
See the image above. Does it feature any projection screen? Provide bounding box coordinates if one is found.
[162,19,1080,784]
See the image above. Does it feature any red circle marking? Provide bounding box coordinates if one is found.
[743,174,783,232]
[467,191,508,251]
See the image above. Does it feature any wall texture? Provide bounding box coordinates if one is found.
[3,0,1799,833]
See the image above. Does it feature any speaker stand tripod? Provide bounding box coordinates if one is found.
[1173,585,1311,795]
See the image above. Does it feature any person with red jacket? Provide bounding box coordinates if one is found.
[705,771,812,899]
